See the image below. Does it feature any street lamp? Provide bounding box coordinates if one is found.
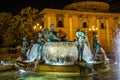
[33,23,42,32]
[33,23,42,40]
[88,26,98,51]
[88,26,98,32]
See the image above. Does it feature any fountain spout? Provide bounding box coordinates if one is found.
[99,46,109,60]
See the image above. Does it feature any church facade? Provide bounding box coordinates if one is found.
[38,0,120,52]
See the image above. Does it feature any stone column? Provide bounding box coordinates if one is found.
[96,19,100,42]
[69,17,73,41]
[106,20,110,46]
[47,16,51,29]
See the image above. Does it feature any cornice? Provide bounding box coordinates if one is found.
[39,8,120,18]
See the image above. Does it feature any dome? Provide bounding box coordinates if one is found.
[73,0,98,2]
[64,1,110,12]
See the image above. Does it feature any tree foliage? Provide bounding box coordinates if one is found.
[18,7,40,40]
[0,7,40,48]
[0,12,13,47]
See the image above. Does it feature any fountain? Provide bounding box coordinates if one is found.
[113,25,120,66]
[0,24,118,79]
[14,25,110,75]
[113,24,120,80]
[43,42,78,65]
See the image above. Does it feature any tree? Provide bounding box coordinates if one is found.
[0,12,13,47]
[0,7,40,48]
[17,7,40,41]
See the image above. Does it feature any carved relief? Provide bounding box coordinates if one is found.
[78,15,91,28]
[56,14,64,27]
[98,17,107,29]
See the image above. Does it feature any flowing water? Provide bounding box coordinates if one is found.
[113,27,120,80]
[26,42,96,65]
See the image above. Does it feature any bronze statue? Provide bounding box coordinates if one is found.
[93,33,100,59]
[42,24,60,42]
[93,32,109,60]
[76,29,94,63]
[76,29,85,61]
[21,37,28,55]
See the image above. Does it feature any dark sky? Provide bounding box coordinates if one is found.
[0,0,73,14]
[0,0,119,14]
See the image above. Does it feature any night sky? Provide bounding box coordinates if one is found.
[0,0,120,14]
[0,0,73,14]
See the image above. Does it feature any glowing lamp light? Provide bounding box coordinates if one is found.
[33,23,42,32]
[40,25,42,30]
[89,26,98,32]
[37,23,39,26]
[34,26,36,30]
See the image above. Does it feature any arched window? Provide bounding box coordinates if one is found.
[101,23,106,29]
[56,14,64,28]
[83,22,87,28]
[58,21,63,27]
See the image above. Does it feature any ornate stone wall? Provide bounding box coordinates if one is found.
[39,8,120,52]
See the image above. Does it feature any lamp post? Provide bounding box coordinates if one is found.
[33,23,42,40]
[88,25,98,39]
[88,26,98,51]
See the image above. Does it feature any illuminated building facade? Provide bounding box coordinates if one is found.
[38,0,120,52]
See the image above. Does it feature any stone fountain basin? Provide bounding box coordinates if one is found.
[43,42,78,65]
[0,60,16,71]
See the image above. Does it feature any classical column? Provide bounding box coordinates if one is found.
[106,20,110,46]
[96,19,100,42]
[47,16,51,29]
[69,17,73,41]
